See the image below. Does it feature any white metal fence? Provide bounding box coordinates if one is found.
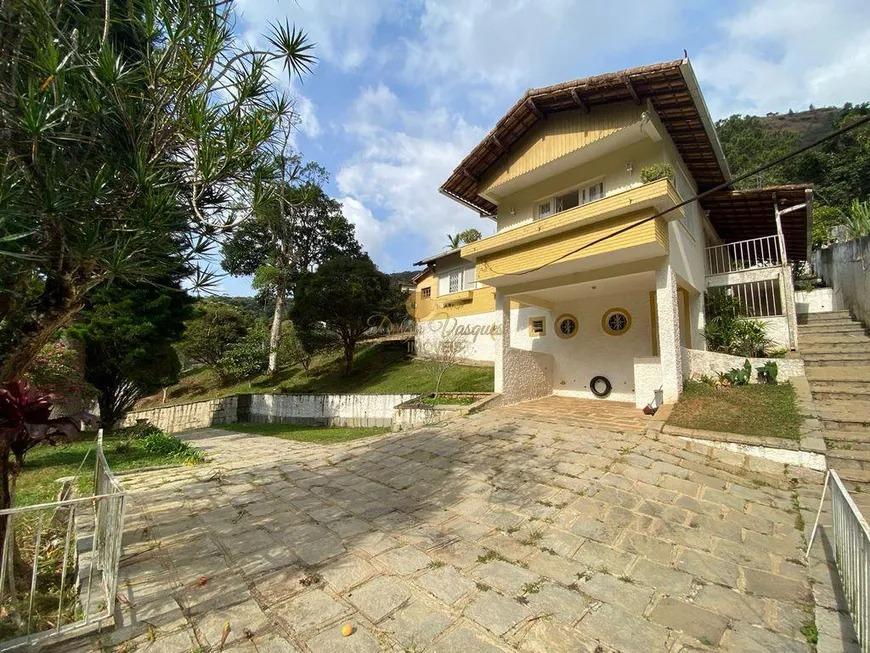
[0,431,126,650]
[705,234,783,276]
[808,470,870,652]
[724,278,784,318]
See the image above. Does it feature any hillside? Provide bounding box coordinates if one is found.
[714,103,869,245]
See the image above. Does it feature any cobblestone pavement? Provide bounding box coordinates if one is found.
[66,408,827,652]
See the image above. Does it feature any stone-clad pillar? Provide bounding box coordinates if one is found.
[494,290,509,393]
[656,263,683,403]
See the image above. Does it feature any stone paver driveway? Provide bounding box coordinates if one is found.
[74,409,824,652]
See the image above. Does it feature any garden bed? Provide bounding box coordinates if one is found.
[667,381,802,440]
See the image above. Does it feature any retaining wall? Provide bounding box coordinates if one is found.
[813,236,870,325]
[246,393,416,427]
[122,396,238,433]
[681,348,805,383]
[124,393,417,432]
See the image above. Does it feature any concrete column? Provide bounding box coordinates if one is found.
[494,290,509,393]
[656,263,683,403]
[692,291,706,350]
[780,264,799,350]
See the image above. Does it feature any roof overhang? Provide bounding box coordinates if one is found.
[701,185,814,261]
[440,58,730,216]
[414,245,463,267]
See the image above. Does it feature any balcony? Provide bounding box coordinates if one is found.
[705,234,783,277]
[461,179,682,286]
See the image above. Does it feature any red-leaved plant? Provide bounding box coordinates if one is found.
[0,381,83,544]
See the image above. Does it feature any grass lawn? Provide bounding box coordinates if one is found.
[667,381,802,440]
[137,341,494,408]
[14,430,202,507]
[220,422,388,444]
[419,395,477,406]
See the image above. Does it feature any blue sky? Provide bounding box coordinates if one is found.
[219,0,870,296]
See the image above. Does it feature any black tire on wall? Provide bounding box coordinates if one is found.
[590,376,612,398]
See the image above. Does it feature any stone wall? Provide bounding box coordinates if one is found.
[247,393,416,427]
[124,393,420,432]
[681,348,804,383]
[813,236,870,325]
[122,396,238,433]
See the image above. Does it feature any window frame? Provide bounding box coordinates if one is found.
[554,314,579,339]
[421,286,431,299]
[528,316,546,337]
[534,177,606,220]
[601,308,632,336]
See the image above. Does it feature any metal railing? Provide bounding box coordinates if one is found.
[723,278,784,318]
[705,234,783,276]
[0,431,126,650]
[808,470,870,652]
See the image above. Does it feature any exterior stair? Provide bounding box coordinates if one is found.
[800,310,870,486]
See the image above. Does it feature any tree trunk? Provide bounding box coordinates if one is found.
[0,298,84,384]
[343,339,354,376]
[0,445,12,557]
[267,285,286,374]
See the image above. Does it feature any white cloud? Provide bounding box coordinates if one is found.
[403,0,684,106]
[236,0,403,72]
[335,84,493,269]
[694,0,870,117]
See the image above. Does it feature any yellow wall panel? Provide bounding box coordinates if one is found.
[417,287,496,321]
[476,210,663,280]
[481,103,643,193]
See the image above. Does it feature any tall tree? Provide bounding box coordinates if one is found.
[68,280,193,428]
[177,301,252,371]
[0,0,315,382]
[290,256,393,375]
[222,162,361,373]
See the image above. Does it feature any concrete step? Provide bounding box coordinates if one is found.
[806,366,870,383]
[827,450,870,471]
[804,353,870,366]
[824,429,870,444]
[801,342,870,354]
[832,467,870,484]
[799,310,854,322]
[798,324,866,335]
[798,316,857,327]
[799,334,870,346]
[813,384,870,402]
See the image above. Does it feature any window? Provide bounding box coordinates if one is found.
[528,316,546,337]
[536,179,605,219]
[463,265,476,290]
[421,287,431,299]
[448,270,461,293]
[602,308,632,335]
[555,314,578,339]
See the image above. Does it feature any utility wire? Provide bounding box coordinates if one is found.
[480,113,870,277]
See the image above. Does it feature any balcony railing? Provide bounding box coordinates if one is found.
[705,235,782,276]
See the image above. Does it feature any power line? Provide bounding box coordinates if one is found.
[480,113,870,277]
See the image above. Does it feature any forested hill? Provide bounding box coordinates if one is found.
[716,105,867,194]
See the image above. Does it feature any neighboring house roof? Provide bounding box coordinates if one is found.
[702,184,813,262]
[411,267,433,284]
[441,58,729,216]
[414,245,463,266]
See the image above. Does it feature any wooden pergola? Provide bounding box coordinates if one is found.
[701,185,813,261]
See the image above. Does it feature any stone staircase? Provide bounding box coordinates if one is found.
[800,310,870,486]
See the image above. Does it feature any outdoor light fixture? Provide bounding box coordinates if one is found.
[509,207,516,215]
[626,161,634,175]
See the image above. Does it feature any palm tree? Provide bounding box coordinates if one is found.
[446,228,483,249]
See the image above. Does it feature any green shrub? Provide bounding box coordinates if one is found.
[140,430,204,464]
[216,324,269,382]
[640,163,675,184]
[756,361,779,384]
[703,288,771,357]
[845,198,870,239]
[719,360,752,386]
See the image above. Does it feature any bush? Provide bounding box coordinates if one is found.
[112,421,204,463]
[719,360,752,387]
[640,163,675,184]
[703,288,771,357]
[214,319,270,382]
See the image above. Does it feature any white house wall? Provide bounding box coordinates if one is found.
[509,289,654,403]
[415,311,501,363]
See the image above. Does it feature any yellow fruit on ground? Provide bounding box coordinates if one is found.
[341,623,354,637]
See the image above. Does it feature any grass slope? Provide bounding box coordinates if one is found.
[667,381,802,440]
[138,341,494,408]
[220,423,388,444]
[15,431,201,507]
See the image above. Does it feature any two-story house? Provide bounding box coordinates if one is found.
[412,58,812,409]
